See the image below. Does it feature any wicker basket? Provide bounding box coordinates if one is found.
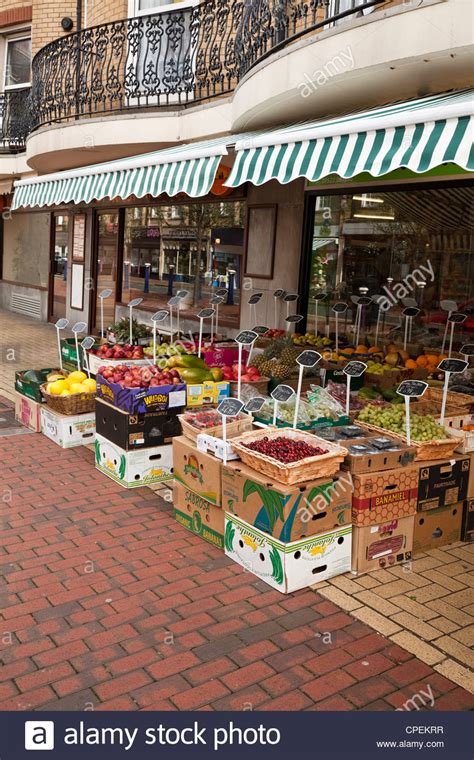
[425,387,473,408]
[229,377,269,400]
[230,427,347,484]
[179,413,253,442]
[40,384,96,415]
[357,420,458,461]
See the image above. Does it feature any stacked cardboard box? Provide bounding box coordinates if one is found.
[413,456,470,553]
[95,398,180,487]
[344,435,418,575]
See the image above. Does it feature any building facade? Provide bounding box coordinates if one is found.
[0,0,473,338]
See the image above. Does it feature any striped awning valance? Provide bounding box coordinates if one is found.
[225,90,474,188]
[12,137,235,210]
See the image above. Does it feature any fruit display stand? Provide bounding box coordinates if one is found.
[356,419,457,462]
[178,409,253,442]
[230,428,347,485]
[41,384,96,415]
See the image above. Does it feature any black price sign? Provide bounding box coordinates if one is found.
[244,396,266,413]
[273,289,285,298]
[284,293,299,302]
[72,321,87,333]
[285,314,303,324]
[128,298,143,308]
[297,350,321,368]
[397,380,428,398]
[152,310,168,322]
[403,307,420,318]
[168,296,181,307]
[198,308,215,319]
[357,296,372,306]
[176,290,189,298]
[437,359,469,374]
[55,318,69,330]
[218,398,245,417]
[271,384,295,403]
[81,337,95,351]
[332,302,348,314]
[252,325,270,336]
[236,330,258,345]
[248,293,263,305]
[448,312,468,324]
[215,288,228,297]
[210,295,225,305]
[314,291,327,301]
[461,344,474,356]
[343,361,367,378]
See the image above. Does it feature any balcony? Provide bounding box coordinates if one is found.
[0,89,31,153]
[29,0,387,130]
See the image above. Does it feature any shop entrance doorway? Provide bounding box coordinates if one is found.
[92,211,120,334]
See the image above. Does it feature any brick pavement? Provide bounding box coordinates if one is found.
[1,397,473,711]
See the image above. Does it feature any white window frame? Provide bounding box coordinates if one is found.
[128,0,199,17]
[3,32,31,91]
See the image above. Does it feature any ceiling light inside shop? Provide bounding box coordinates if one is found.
[353,213,395,221]
[352,195,384,203]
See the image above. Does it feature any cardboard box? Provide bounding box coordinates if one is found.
[467,453,474,498]
[351,515,414,575]
[173,480,224,549]
[15,391,41,432]
[88,353,149,376]
[96,373,186,414]
[94,433,173,488]
[40,406,95,448]
[186,381,230,407]
[95,398,181,451]
[417,457,470,511]
[352,466,419,527]
[203,346,248,368]
[173,436,222,506]
[344,436,416,474]
[15,368,64,403]
[413,503,462,554]
[221,461,351,542]
[224,513,352,593]
[461,498,474,542]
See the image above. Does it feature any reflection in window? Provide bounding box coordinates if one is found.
[5,37,31,88]
[122,202,245,328]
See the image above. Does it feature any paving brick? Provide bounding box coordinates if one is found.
[171,680,229,710]
[302,670,356,702]
[221,661,275,691]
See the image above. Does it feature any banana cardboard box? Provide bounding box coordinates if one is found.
[351,515,414,575]
[174,481,224,549]
[224,513,352,593]
[222,461,351,542]
[173,436,222,505]
[413,502,462,554]
[95,433,173,488]
[15,391,41,432]
[40,406,95,448]
[352,465,418,526]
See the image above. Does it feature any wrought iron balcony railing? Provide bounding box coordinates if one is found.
[0,88,31,152]
[30,0,386,132]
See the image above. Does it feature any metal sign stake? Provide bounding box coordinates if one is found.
[54,318,69,370]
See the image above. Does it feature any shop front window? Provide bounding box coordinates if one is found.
[122,201,245,328]
[303,186,474,349]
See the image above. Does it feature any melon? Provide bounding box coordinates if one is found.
[385,351,401,367]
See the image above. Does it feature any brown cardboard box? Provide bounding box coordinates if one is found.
[221,461,352,542]
[343,436,416,475]
[352,466,418,527]
[461,498,474,542]
[351,515,414,576]
[173,481,224,549]
[413,503,462,554]
[417,456,470,511]
[173,436,222,506]
[14,391,41,432]
[468,453,474,498]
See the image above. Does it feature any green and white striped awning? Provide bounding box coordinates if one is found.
[12,136,234,210]
[226,90,474,188]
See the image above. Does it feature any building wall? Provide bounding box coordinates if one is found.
[86,0,127,29]
[2,211,50,287]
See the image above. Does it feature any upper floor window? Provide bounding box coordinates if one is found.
[4,36,31,89]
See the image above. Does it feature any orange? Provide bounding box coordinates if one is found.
[416,355,428,367]
[405,359,417,369]
[426,354,439,364]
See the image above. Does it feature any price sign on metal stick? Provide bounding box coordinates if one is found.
[215,287,228,297]
[271,384,295,426]
[396,380,428,445]
[81,336,95,377]
[446,313,467,358]
[313,291,327,336]
[332,302,348,354]
[343,361,367,416]
[217,398,245,465]
[273,289,285,328]
[284,292,299,319]
[176,290,189,299]
[98,288,112,338]
[210,295,225,340]
[235,330,258,399]
[71,322,87,371]
[151,310,169,363]
[252,325,270,336]
[437,358,469,426]
[197,308,215,358]
[293,351,321,428]
[402,307,420,352]
[127,298,143,344]
[285,314,304,325]
[54,318,69,370]
[244,396,266,414]
[460,344,474,362]
[248,293,263,305]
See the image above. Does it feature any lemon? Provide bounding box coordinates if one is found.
[82,378,96,392]
[60,389,71,396]
[48,379,67,395]
[68,370,87,384]
[69,383,85,394]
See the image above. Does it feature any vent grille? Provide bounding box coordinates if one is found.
[11,292,42,319]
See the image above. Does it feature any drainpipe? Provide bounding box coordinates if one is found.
[75,0,82,120]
